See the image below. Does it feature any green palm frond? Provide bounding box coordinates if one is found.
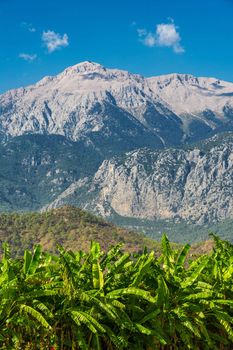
[19,304,51,330]
[181,255,209,288]
[70,310,106,334]
[135,323,168,345]
[107,287,155,303]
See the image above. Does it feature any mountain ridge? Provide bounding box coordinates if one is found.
[1,62,233,239]
[1,61,233,148]
[43,131,233,226]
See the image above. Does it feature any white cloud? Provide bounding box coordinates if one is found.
[156,23,184,53]
[138,20,185,53]
[19,53,37,62]
[21,22,36,33]
[143,32,156,47]
[42,30,69,53]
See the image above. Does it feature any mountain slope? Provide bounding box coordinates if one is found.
[0,134,103,211]
[1,62,233,150]
[44,132,233,226]
[1,62,233,236]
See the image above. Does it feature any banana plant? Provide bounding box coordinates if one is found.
[0,235,232,349]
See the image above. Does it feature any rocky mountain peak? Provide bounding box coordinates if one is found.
[61,61,105,75]
[1,63,233,233]
[148,72,232,92]
[0,62,233,146]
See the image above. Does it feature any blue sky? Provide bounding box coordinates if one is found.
[0,0,233,93]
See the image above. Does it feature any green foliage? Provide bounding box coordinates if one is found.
[0,134,103,212]
[0,206,159,256]
[0,234,232,349]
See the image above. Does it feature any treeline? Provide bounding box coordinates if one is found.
[0,235,232,349]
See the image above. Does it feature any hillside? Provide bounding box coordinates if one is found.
[0,206,219,258]
[44,132,233,231]
[0,206,159,256]
[0,62,233,235]
[0,134,103,211]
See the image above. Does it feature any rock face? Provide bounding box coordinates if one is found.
[1,62,233,150]
[44,133,233,225]
[1,62,233,228]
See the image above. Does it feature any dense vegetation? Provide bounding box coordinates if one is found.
[0,206,158,256]
[0,234,232,349]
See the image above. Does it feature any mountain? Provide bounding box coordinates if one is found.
[1,61,233,150]
[0,134,103,211]
[43,132,233,225]
[1,62,233,240]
